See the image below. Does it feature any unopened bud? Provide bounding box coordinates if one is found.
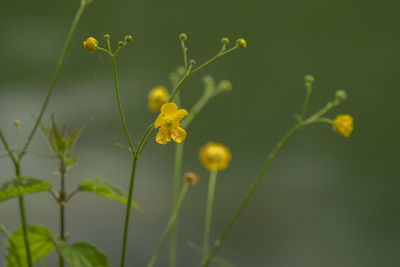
[103,34,110,41]
[189,59,196,65]
[304,75,315,84]
[13,120,21,126]
[236,38,247,48]
[124,35,133,43]
[218,80,232,91]
[221,37,229,45]
[118,41,124,47]
[335,89,347,101]
[184,172,199,185]
[179,33,187,41]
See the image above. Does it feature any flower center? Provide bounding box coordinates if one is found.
[166,120,173,127]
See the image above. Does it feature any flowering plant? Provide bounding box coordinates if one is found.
[0,0,353,266]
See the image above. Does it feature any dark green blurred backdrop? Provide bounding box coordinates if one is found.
[1,0,399,266]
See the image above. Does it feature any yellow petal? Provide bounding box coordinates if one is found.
[170,127,187,143]
[154,113,164,128]
[173,109,188,122]
[161,102,178,115]
[155,127,171,145]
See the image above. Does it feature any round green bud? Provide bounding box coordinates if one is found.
[103,34,110,41]
[118,41,124,47]
[124,35,133,43]
[335,89,347,101]
[218,80,232,91]
[202,75,214,85]
[304,75,315,84]
[176,66,186,76]
[221,37,230,45]
[236,38,247,48]
[179,33,187,41]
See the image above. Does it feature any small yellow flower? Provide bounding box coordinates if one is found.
[148,86,170,112]
[333,114,354,138]
[199,142,232,171]
[83,37,98,52]
[154,103,188,145]
[236,38,247,48]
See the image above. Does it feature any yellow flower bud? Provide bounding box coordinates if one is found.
[184,172,200,185]
[333,114,354,138]
[13,120,21,126]
[148,86,170,112]
[199,142,232,171]
[83,37,98,52]
[236,38,247,48]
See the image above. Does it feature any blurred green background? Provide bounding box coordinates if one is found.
[1,0,399,266]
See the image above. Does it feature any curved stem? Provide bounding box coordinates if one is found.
[202,169,218,262]
[147,183,190,267]
[202,123,304,266]
[300,84,312,119]
[19,1,88,159]
[120,156,139,267]
[111,56,136,155]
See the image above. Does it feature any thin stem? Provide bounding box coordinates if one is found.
[18,196,32,267]
[300,84,312,119]
[120,156,139,267]
[147,183,190,267]
[202,123,304,267]
[59,161,66,267]
[202,169,218,262]
[181,40,188,71]
[19,1,88,159]
[17,125,22,153]
[168,45,239,103]
[304,100,339,125]
[111,56,136,155]
[0,129,17,165]
[169,141,185,267]
[66,188,79,201]
[137,123,155,156]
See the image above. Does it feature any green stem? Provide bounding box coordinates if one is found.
[0,129,17,165]
[120,156,139,267]
[168,46,239,103]
[300,84,312,119]
[19,0,88,159]
[201,123,304,267]
[59,161,66,267]
[111,56,136,155]
[18,196,32,267]
[202,169,218,262]
[147,183,190,267]
[169,141,185,267]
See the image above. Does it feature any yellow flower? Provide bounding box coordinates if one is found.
[154,103,188,145]
[83,37,98,52]
[199,142,232,171]
[333,114,354,137]
[148,86,170,112]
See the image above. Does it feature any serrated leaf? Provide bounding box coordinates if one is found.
[6,225,54,267]
[0,177,51,203]
[78,177,141,211]
[57,241,110,267]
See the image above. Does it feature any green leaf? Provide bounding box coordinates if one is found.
[57,241,110,267]
[0,177,51,203]
[78,177,141,211]
[6,225,54,267]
